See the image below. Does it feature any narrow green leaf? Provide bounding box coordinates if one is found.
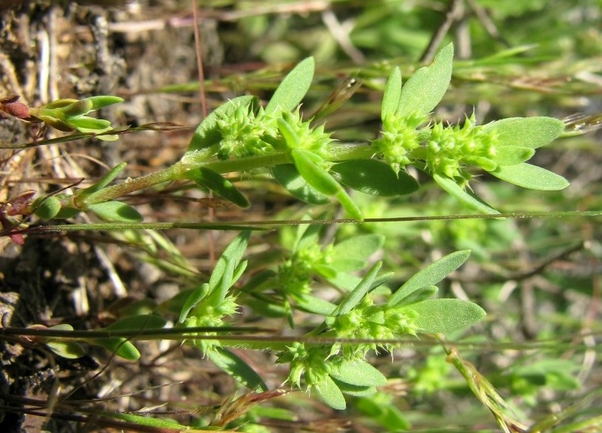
[88,201,143,222]
[390,250,470,307]
[185,167,249,208]
[334,381,377,397]
[332,261,382,316]
[33,196,62,220]
[492,146,535,166]
[484,117,564,149]
[100,411,188,429]
[88,337,140,360]
[433,173,500,215]
[208,231,250,300]
[312,374,346,410]
[266,57,315,114]
[403,298,486,334]
[393,285,438,307]
[187,95,258,152]
[397,43,454,118]
[330,159,419,196]
[295,294,336,315]
[45,324,86,359]
[78,162,127,198]
[46,340,87,359]
[208,346,268,391]
[179,284,209,323]
[272,164,330,205]
[291,149,340,195]
[490,163,569,190]
[329,359,387,387]
[381,67,402,122]
[86,95,124,110]
[68,116,112,132]
[291,149,363,220]
[277,117,301,149]
[333,189,363,221]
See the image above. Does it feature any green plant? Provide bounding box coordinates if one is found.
[4,41,588,431]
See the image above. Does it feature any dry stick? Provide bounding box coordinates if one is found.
[465,0,511,48]
[420,0,465,63]
[192,1,216,264]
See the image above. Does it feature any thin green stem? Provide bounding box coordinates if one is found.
[80,164,181,206]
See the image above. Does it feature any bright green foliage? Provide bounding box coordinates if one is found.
[396,43,454,119]
[265,57,315,114]
[30,95,122,140]
[29,43,570,224]
[389,250,471,306]
[87,201,143,222]
[372,45,567,212]
[44,324,87,359]
[88,315,167,361]
[184,167,250,208]
[179,232,249,355]
[330,159,419,196]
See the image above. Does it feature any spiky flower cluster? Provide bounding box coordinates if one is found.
[327,295,419,357]
[372,112,422,173]
[424,115,499,183]
[277,243,332,297]
[215,106,279,159]
[181,294,239,354]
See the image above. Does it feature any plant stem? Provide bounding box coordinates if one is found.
[78,143,375,206]
[79,164,180,206]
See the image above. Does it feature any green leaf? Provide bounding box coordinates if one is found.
[208,346,268,391]
[272,164,330,205]
[208,231,250,301]
[334,380,377,397]
[295,294,336,315]
[312,374,346,410]
[78,162,127,198]
[332,261,382,316]
[381,67,402,121]
[265,57,315,114]
[93,338,140,360]
[33,196,62,220]
[187,95,258,152]
[331,234,385,272]
[404,299,486,333]
[329,359,387,387]
[389,250,470,307]
[46,340,87,359]
[489,163,569,190]
[185,167,249,208]
[492,146,535,166]
[45,324,87,359]
[68,116,112,132]
[88,201,143,222]
[393,285,438,307]
[330,159,419,196]
[290,150,340,196]
[277,117,301,149]
[433,173,500,215]
[86,95,124,110]
[397,43,454,118]
[179,284,209,323]
[484,117,565,149]
[291,149,362,220]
